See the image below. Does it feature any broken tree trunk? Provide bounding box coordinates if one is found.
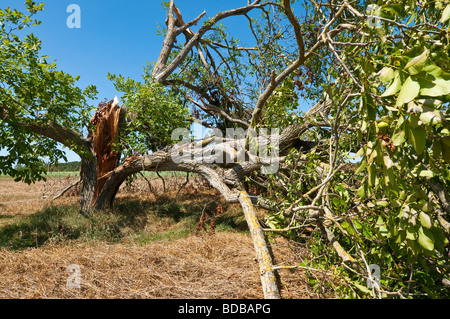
[89,97,124,204]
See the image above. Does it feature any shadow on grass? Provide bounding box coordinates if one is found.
[0,214,15,221]
[0,194,246,251]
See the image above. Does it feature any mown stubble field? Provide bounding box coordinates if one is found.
[0,173,330,299]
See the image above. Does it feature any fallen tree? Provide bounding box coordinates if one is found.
[2,0,450,298]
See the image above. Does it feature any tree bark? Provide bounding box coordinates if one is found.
[93,98,330,210]
[79,156,97,213]
[238,190,281,299]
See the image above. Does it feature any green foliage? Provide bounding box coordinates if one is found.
[354,0,450,248]
[334,1,450,297]
[108,66,190,155]
[51,161,81,172]
[260,0,450,298]
[0,2,97,183]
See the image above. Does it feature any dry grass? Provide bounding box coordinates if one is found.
[0,176,330,299]
[0,175,79,225]
[0,234,319,299]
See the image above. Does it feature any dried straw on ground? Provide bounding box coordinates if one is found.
[0,176,331,299]
[0,233,315,299]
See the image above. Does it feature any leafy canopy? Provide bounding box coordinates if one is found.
[259,0,450,298]
[0,1,97,183]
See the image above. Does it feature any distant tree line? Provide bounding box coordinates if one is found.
[50,161,81,172]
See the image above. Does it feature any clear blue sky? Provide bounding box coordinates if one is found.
[2,0,256,162]
[8,0,252,101]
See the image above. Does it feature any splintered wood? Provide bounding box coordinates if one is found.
[89,97,122,201]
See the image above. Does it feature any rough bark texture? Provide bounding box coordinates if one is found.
[93,99,330,210]
[79,156,97,213]
[93,149,241,210]
[238,190,281,299]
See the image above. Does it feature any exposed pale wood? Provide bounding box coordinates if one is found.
[90,97,123,202]
[238,190,281,299]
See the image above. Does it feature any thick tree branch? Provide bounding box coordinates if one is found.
[153,0,178,78]
[174,9,206,37]
[426,178,450,215]
[282,0,305,60]
[12,119,92,159]
[238,189,281,299]
[0,100,91,156]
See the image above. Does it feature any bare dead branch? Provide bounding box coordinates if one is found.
[238,189,281,299]
[51,178,81,200]
[188,97,249,127]
[326,39,363,90]
[174,10,207,37]
[282,0,305,59]
[153,1,274,82]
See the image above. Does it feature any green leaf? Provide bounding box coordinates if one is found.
[431,228,448,254]
[417,99,442,107]
[353,282,372,295]
[418,170,435,178]
[432,140,442,159]
[396,76,420,106]
[367,147,378,165]
[363,92,377,121]
[376,200,389,207]
[406,225,417,240]
[381,71,402,97]
[357,184,366,199]
[355,158,367,174]
[341,220,349,229]
[418,226,434,251]
[422,64,447,77]
[408,126,427,155]
[442,142,450,164]
[368,165,376,187]
[419,106,445,125]
[383,155,393,169]
[384,167,395,186]
[419,212,432,229]
[440,4,450,23]
[379,67,395,83]
[407,239,421,256]
[354,147,365,159]
[419,68,450,97]
[405,50,429,75]
[395,230,406,244]
[375,26,387,43]
[377,216,389,238]
[392,130,406,146]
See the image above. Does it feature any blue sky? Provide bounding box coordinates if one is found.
[7,0,253,101]
[2,0,257,162]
